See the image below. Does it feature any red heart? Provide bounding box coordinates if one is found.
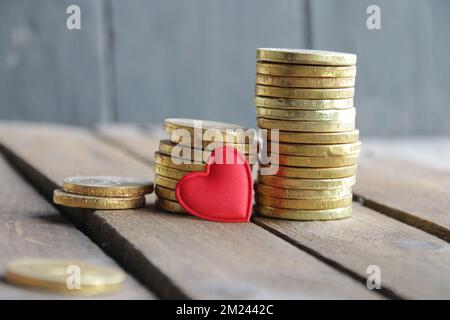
[175,146,253,223]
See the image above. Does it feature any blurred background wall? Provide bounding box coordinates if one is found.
[0,0,449,136]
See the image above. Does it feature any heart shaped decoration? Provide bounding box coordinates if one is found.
[175,146,253,223]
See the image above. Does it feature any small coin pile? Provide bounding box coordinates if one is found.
[254,48,360,220]
[53,176,153,210]
[155,118,257,214]
[5,258,125,295]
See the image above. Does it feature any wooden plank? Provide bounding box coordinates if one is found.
[359,138,450,240]
[97,124,260,180]
[0,122,380,299]
[99,125,450,299]
[255,204,450,299]
[95,123,165,164]
[0,0,111,125]
[362,137,450,172]
[310,0,450,136]
[110,0,309,128]
[354,154,450,243]
[0,154,153,299]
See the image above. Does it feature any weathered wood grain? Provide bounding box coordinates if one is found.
[99,124,450,299]
[0,154,153,299]
[255,204,450,299]
[357,139,450,242]
[0,122,379,299]
[354,153,450,243]
[362,137,450,172]
[97,124,260,180]
[96,123,165,164]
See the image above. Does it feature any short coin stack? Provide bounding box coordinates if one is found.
[53,176,153,210]
[254,48,360,220]
[155,118,257,214]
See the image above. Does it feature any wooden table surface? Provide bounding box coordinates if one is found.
[0,121,449,300]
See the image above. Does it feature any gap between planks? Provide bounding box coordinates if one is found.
[0,122,380,299]
[95,125,401,299]
[354,147,450,244]
[0,137,187,299]
[0,153,154,299]
[98,124,450,245]
[97,123,450,299]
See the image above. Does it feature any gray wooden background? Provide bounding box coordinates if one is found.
[0,0,449,136]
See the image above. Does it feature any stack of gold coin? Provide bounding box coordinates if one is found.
[155,118,258,214]
[254,48,360,221]
[53,176,153,210]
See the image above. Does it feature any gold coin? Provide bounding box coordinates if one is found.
[268,141,361,157]
[256,62,357,78]
[164,118,255,143]
[258,175,356,190]
[53,189,145,210]
[255,74,355,88]
[155,185,177,201]
[173,139,257,155]
[257,118,355,132]
[154,164,188,180]
[256,48,357,66]
[256,107,355,121]
[271,154,359,168]
[254,96,353,110]
[4,258,125,295]
[255,183,352,199]
[155,198,186,214]
[269,130,359,144]
[155,175,178,190]
[155,152,205,172]
[159,140,258,165]
[62,176,153,198]
[256,194,352,210]
[255,205,352,221]
[261,165,357,179]
[160,139,205,161]
[255,85,355,100]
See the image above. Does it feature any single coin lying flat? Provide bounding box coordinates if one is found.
[4,258,125,295]
[53,189,145,210]
[63,176,153,197]
[256,48,357,66]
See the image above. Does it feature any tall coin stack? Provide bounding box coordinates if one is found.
[155,118,257,214]
[254,48,360,220]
